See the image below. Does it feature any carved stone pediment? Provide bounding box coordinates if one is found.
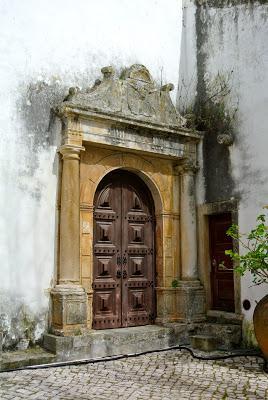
[62,64,186,128]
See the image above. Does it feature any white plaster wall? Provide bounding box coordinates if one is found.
[177,0,198,113]
[200,2,268,321]
[179,0,268,343]
[0,0,182,346]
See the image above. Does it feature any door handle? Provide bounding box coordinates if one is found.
[122,270,127,279]
[116,270,122,278]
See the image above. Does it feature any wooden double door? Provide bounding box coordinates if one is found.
[93,170,155,329]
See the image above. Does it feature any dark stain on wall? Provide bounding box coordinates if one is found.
[0,294,48,349]
[195,0,268,8]
[17,80,65,176]
[195,3,236,204]
[203,131,234,203]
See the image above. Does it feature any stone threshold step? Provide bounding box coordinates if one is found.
[0,346,56,371]
[44,325,176,362]
[190,335,218,352]
[207,310,243,325]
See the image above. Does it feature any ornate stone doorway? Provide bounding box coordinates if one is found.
[49,64,206,337]
[93,170,155,329]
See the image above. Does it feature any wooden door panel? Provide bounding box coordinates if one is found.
[122,182,154,328]
[209,213,235,312]
[93,183,121,329]
[127,288,150,326]
[129,256,145,276]
[93,171,155,329]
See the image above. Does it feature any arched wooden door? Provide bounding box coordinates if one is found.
[93,170,155,329]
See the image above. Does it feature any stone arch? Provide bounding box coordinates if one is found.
[81,152,164,215]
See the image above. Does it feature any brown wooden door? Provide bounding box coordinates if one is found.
[93,170,155,329]
[209,213,235,312]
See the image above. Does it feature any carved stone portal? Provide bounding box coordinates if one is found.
[50,65,205,336]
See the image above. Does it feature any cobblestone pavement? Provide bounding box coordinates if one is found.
[0,350,268,399]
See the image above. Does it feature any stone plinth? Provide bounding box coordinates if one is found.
[155,288,180,324]
[155,282,205,324]
[51,285,87,336]
[176,281,206,322]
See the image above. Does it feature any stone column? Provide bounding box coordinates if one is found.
[59,144,82,284]
[180,161,198,280]
[50,144,87,336]
[176,161,205,322]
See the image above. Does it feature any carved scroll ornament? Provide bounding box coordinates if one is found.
[62,64,186,128]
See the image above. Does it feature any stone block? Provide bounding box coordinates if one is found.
[196,323,241,350]
[176,280,206,322]
[43,333,74,354]
[155,288,178,323]
[163,322,195,346]
[190,335,218,352]
[207,310,243,325]
[50,285,87,336]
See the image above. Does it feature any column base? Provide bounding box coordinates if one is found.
[155,287,180,324]
[155,280,206,324]
[50,285,87,336]
[176,280,206,322]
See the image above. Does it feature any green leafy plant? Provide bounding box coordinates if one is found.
[225,214,268,286]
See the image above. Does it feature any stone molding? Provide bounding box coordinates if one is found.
[82,123,186,159]
[175,159,199,175]
[59,144,85,160]
[51,284,86,295]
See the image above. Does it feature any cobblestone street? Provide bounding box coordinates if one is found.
[0,350,267,399]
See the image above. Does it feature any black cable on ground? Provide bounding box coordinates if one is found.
[1,345,267,374]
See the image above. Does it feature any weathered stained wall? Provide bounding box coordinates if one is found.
[178,0,268,345]
[0,0,182,348]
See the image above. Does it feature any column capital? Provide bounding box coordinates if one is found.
[59,144,85,160]
[175,159,199,175]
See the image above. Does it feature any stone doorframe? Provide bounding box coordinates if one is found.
[50,65,206,336]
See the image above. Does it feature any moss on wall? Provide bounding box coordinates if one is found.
[242,320,259,348]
